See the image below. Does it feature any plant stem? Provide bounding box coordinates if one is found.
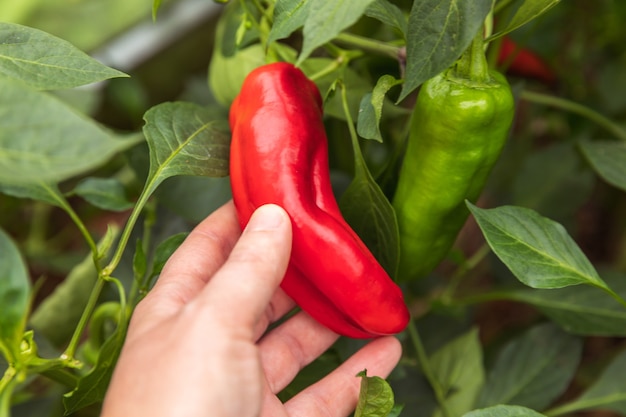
[520,90,626,142]
[453,30,490,83]
[85,301,122,348]
[407,320,454,417]
[61,201,99,266]
[334,33,400,60]
[307,57,344,82]
[129,200,157,305]
[250,0,270,21]
[0,368,18,417]
[67,182,154,358]
[38,183,99,265]
[486,34,504,68]
[544,398,603,417]
[441,244,491,303]
[601,286,626,310]
[0,367,16,395]
[484,3,494,40]
[40,368,78,389]
[339,81,365,172]
[107,277,127,313]
[240,0,270,47]
[102,186,152,278]
[62,278,105,359]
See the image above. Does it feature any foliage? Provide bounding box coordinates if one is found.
[1,0,626,416]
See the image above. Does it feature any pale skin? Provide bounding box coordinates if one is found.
[101,201,402,417]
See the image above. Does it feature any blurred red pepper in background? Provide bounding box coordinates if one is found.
[497,37,556,84]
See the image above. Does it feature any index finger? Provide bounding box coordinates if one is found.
[137,201,241,318]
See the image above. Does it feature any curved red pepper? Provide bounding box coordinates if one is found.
[229,62,409,338]
[498,37,556,84]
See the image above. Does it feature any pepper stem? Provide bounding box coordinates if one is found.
[452,29,490,83]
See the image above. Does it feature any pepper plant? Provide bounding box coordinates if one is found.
[2,0,626,416]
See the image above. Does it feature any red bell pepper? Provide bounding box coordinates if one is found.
[228,62,410,338]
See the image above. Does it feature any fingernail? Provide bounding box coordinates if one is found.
[247,204,286,231]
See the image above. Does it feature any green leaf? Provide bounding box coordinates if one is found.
[297,0,376,65]
[387,405,405,417]
[209,43,266,108]
[338,78,399,278]
[355,370,395,417]
[267,0,311,45]
[491,0,562,40]
[73,177,134,212]
[0,182,66,207]
[430,328,485,417]
[0,22,127,90]
[63,316,128,413]
[142,102,230,198]
[578,139,626,192]
[364,0,408,37]
[150,232,189,279]
[209,1,267,107]
[0,78,143,185]
[477,323,582,410]
[338,152,399,278]
[357,75,403,142]
[503,271,626,336]
[463,405,546,417]
[467,203,606,290]
[399,0,492,101]
[0,228,30,362]
[552,349,626,415]
[133,239,147,283]
[214,0,260,58]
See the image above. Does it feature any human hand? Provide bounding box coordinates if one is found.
[101,201,402,417]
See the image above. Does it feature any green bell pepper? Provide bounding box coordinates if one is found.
[393,32,515,281]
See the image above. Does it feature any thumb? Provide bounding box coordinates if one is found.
[196,204,293,330]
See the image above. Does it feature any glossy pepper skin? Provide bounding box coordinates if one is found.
[393,38,515,282]
[229,62,409,338]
